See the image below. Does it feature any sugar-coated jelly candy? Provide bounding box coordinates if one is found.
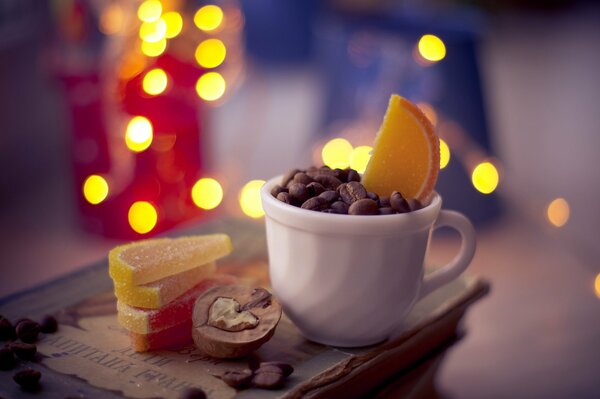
[129,319,193,352]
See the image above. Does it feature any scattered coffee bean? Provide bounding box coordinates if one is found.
[281,169,301,187]
[0,347,16,370]
[408,198,423,211]
[179,387,206,399]
[259,362,294,377]
[252,371,285,390]
[330,201,349,214]
[270,185,287,198]
[379,196,391,207]
[318,190,339,203]
[292,172,313,185]
[222,369,253,389]
[276,192,294,205]
[306,182,325,197]
[338,182,367,204]
[349,199,379,215]
[13,368,41,391]
[378,207,396,215]
[367,192,379,202]
[9,343,37,360]
[301,197,328,211]
[40,316,58,334]
[390,191,410,213]
[288,182,310,204]
[346,168,360,182]
[0,317,16,341]
[15,320,40,344]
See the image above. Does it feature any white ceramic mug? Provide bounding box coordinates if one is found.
[260,176,476,347]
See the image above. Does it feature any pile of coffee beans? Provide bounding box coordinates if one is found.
[271,166,423,215]
[0,314,58,392]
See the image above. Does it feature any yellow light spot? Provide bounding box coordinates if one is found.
[100,3,124,35]
[322,138,353,169]
[239,180,265,218]
[142,68,168,96]
[125,116,153,152]
[82,175,109,205]
[471,162,499,194]
[547,198,570,227]
[417,102,438,126]
[137,0,162,23]
[162,11,183,39]
[195,39,227,68]
[139,19,167,43]
[418,34,446,62]
[128,201,158,234]
[191,178,223,210]
[141,38,167,57]
[594,274,600,299]
[439,139,450,169]
[350,146,372,174]
[194,5,224,32]
[195,72,226,101]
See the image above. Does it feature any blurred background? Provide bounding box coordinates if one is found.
[0,0,599,396]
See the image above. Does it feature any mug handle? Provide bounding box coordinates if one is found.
[418,210,477,299]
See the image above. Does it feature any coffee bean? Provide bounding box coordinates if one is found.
[348,199,379,215]
[222,369,253,389]
[0,317,16,341]
[270,185,287,198]
[252,371,285,390]
[276,192,294,205]
[306,182,325,197]
[13,368,41,391]
[259,362,294,377]
[332,168,348,182]
[281,169,301,187]
[330,201,349,214]
[318,190,339,203]
[40,316,58,334]
[0,347,16,370]
[367,192,379,202]
[378,207,396,215]
[313,174,342,190]
[180,388,207,399]
[9,343,37,360]
[338,182,367,204]
[288,183,310,204]
[15,320,39,344]
[408,198,423,211]
[390,191,410,213]
[292,172,313,186]
[320,165,331,170]
[379,196,391,207]
[301,197,328,211]
[346,169,360,182]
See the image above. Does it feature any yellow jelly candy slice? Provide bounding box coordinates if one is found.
[113,262,216,309]
[109,234,232,286]
[362,94,439,202]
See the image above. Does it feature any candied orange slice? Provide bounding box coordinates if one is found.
[362,95,440,202]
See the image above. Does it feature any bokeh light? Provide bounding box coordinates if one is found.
[128,201,158,234]
[100,3,124,35]
[191,178,223,210]
[194,5,224,32]
[139,19,167,43]
[195,72,226,101]
[125,116,153,152]
[471,162,499,194]
[349,146,372,174]
[195,39,227,68]
[142,68,168,96]
[418,34,446,62]
[417,102,438,126]
[439,139,450,169]
[546,198,570,227]
[137,0,162,23]
[82,175,109,205]
[322,138,353,169]
[162,11,183,39]
[594,273,600,299]
[239,180,265,218]
[141,38,167,57]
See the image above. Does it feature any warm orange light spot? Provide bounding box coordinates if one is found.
[141,38,167,57]
[418,34,446,62]
[195,39,227,68]
[142,68,168,96]
[139,19,167,43]
[195,72,226,101]
[100,3,124,35]
[471,162,499,194]
[349,146,372,174]
[547,198,570,227]
[125,116,153,152]
[83,175,109,205]
[191,178,223,210]
[439,139,450,169]
[322,138,353,169]
[161,11,183,39]
[239,180,265,218]
[194,5,224,32]
[594,274,600,299]
[137,0,162,23]
[128,201,158,234]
